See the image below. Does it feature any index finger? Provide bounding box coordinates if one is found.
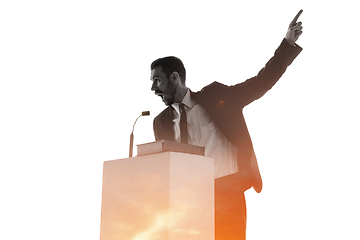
[290,9,303,25]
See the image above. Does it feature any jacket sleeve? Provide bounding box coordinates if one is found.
[228,38,302,107]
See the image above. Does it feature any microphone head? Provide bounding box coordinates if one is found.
[142,111,150,116]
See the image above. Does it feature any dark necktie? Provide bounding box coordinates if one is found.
[179,103,188,144]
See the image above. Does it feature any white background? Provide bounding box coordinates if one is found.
[1,1,359,239]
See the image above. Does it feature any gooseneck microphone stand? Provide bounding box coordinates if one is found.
[129,111,150,157]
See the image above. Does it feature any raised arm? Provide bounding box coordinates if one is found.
[227,10,304,107]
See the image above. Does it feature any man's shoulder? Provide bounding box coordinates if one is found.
[191,81,235,108]
[154,106,172,122]
[201,81,227,91]
[193,81,228,96]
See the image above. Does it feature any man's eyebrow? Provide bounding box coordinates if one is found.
[151,75,160,80]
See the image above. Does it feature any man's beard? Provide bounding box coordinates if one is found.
[159,81,177,106]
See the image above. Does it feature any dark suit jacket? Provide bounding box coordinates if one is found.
[153,39,302,193]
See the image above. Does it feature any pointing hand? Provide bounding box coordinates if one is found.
[285,9,303,46]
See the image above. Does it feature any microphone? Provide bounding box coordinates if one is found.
[129,111,150,157]
[141,111,150,116]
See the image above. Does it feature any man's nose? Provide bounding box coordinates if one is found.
[151,81,157,91]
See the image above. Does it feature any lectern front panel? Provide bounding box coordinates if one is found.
[100,152,214,240]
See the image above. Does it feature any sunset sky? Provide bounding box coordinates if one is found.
[1,1,359,240]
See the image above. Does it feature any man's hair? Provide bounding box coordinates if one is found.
[150,56,186,84]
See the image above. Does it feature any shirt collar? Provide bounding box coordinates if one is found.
[172,89,195,114]
[182,89,195,108]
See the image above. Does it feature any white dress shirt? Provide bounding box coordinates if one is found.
[172,89,238,178]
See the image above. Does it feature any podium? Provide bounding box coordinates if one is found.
[100,151,215,240]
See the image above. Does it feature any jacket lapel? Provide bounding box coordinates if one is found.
[154,106,175,141]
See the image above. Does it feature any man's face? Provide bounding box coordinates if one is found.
[150,66,177,106]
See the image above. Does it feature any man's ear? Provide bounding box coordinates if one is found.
[170,71,180,84]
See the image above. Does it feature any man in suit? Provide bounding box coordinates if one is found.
[150,10,303,240]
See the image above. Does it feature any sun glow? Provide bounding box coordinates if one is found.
[132,212,169,240]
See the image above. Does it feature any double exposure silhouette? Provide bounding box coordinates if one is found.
[150,10,304,240]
